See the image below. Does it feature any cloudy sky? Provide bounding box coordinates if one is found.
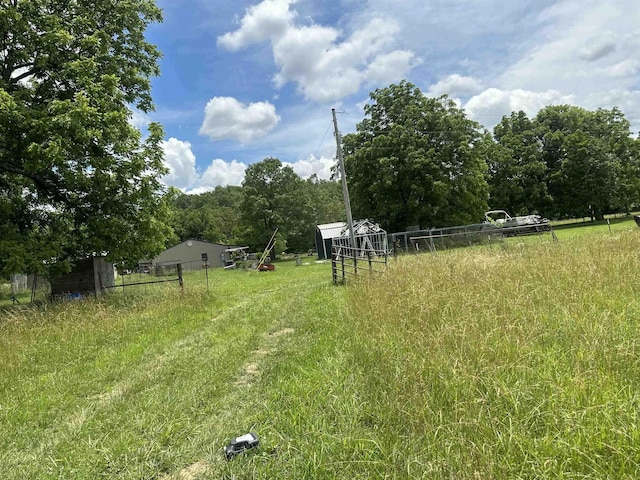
[143,0,640,193]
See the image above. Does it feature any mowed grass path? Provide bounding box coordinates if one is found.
[2,223,640,478]
[1,261,363,478]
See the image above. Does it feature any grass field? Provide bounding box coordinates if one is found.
[2,220,640,478]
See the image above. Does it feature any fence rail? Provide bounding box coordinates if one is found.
[331,244,389,283]
[118,263,183,291]
[393,221,556,253]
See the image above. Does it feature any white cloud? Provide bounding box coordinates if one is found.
[160,135,338,193]
[578,37,616,62]
[199,97,280,143]
[500,2,640,96]
[161,139,246,192]
[427,74,484,98]
[218,2,418,102]
[464,88,575,130]
[284,155,335,180]
[364,50,420,86]
[272,18,416,102]
[161,138,199,190]
[217,0,298,51]
[199,159,247,189]
[129,109,151,130]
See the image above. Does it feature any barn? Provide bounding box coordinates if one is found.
[153,239,241,271]
[315,222,347,260]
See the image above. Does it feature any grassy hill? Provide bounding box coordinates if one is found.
[2,222,640,478]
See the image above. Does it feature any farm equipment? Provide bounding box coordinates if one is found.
[483,210,551,236]
[256,228,277,271]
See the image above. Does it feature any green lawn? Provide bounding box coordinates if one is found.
[2,225,640,478]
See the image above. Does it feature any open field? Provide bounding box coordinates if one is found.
[2,221,640,478]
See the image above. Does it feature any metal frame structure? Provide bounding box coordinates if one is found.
[331,220,390,282]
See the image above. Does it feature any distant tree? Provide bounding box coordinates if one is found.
[535,105,635,219]
[170,186,244,244]
[240,158,314,254]
[342,81,489,232]
[490,105,639,220]
[0,0,170,276]
[617,137,640,213]
[306,175,344,225]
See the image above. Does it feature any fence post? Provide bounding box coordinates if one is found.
[177,263,184,290]
[353,248,358,276]
[368,250,372,272]
[341,254,345,282]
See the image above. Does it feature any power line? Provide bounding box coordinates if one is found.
[313,121,334,158]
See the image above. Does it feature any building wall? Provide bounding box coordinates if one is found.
[315,229,326,259]
[316,222,347,260]
[50,257,115,297]
[153,240,237,270]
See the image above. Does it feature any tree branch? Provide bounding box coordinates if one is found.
[0,162,70,206]
[11,66,39,84]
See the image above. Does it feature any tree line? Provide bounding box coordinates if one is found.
[2,0,640,277]
[167,161,343,255]
[343,81,640,232]
[174,81,640,251]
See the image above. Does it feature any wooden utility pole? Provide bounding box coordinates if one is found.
[332,108,356,249]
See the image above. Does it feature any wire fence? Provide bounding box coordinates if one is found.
[0,274,51,306]
[392,221,557,254]
[117,263,184,292]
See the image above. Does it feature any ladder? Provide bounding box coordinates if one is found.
[257,228,278,270]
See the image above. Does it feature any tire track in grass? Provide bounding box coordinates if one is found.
[161,282,323,479]
[235,328,295,388]
[2,289,284,477]
[162,328,298,480]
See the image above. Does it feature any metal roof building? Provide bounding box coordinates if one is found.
[315,222,347,260]
[153,239,240,271]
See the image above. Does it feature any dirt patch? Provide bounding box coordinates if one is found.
[67,408,89,433]
[177,461,209,480]
[269,327,294,337]
[236,362,260,387]
[244,363,259,375]
[91,383,129,405]
[159,461,210,480]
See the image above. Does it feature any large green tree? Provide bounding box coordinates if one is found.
[547,106,637,219]
[342,81,490,232]
[490,111,550,215]
[0,0,170,276]
[306,175,344,226]
[240,158,314,254]
[490,105,639,220]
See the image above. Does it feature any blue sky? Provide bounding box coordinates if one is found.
[138,0,640,193]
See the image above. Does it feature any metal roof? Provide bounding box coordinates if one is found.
[224,246,249,253]
[317,222,347,240]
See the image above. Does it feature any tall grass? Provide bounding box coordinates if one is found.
[346,231,640,477]
[3,231,640,478]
